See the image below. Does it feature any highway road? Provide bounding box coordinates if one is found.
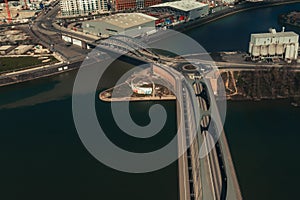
[19,2,89,62]
[155,62,242,200]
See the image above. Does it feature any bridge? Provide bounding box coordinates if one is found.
[91,35,243,200]
[21,5,242,198]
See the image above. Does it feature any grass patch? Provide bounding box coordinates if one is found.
[0,56,58,73]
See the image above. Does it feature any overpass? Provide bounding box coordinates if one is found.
[21,5,242,198]
[92,35,243,200]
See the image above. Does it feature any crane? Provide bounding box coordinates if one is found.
[4,0,12,23]
[23,0,28,10]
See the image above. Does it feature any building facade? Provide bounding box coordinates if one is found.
[60,0,107,16]
[249,28,299,61]
[113,0,161,11]
[150,1,209,21]
[19,0,43,10]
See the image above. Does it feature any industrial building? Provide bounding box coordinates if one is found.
[0,45,15,55]
[112,0,161,11]
[249,28,299,62]
[203,0,237,6]
[10,45,34,55]
[221,0,237,4]
[19,0,46,10]
[131,82,153,95]
[60,0,108,16]
[150,0,209,21]
[82,13,157,37]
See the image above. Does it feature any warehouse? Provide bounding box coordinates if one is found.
[249,28,299,62]
[11,45,34,55]
[0,45,15,55]
[150,1,209,21]
[82,13,157,37]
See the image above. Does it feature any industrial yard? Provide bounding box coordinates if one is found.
[248,28,299,63]
[0,0,55,24]
[1,0,300,87]
[0,56,57,73]
[0,26,60,74]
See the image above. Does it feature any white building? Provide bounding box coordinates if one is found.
[221,0,237,4]
[83,13,157,37]
[60,0,107,16]
[249,28,299,61]
[19,0,44,10]
[150,1,209,21]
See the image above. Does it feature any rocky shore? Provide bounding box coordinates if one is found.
[221,68,300,106]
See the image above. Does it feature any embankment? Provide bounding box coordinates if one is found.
[221,68,300,104]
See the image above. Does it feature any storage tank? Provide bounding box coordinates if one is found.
[249,43,253,54]
[261,45,268,56]
[290,44,295,59]
[295,43,299,59]
[285,45,291,59]
[276,44,284,55]
[268,44,276,56]
[252,45,260,57]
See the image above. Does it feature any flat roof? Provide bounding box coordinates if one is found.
[0,45,12,51]
[251,31,299,38]
[86,13,158,29]
[150,1,208,12]
[16,45,33,49]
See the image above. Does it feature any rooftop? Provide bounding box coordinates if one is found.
[251,29,299,38]
[0,45,12,51]
[86,13,158,29]
[150,1,208,12]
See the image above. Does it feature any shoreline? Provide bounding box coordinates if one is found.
[1,0,300,88]
[175,0,300,32]
[100,96,176,102]
[99,89,300,104]
[0,61,82,87]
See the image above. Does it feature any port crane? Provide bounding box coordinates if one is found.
[23,0,28,10]
[4,0,12,23]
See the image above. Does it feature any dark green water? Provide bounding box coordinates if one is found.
[0,64,178,200]
[1,3,300,200]
[185,2,300,52]
[225,100,300,200]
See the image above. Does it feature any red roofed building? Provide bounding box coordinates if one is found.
[114,0,162,11]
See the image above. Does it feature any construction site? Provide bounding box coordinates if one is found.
[0,0,55,24]
[0,25,60,74]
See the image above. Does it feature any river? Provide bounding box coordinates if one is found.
[1,3,300,200]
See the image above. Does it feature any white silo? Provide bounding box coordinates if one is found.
[252,45,260,57]
[276,44,284,55]
[249,28,299,61]
[268,44,276,56]
[290,44,295,59]
[249,43,253,54]
[285,45,291,60]
[294,43,299,59]
[261,45,268,56]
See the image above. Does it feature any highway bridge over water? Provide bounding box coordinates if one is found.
[14,5,243,199]
[83,34,243,200]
